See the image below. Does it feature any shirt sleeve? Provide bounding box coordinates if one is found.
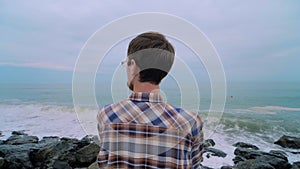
[97,107,106,142]
[97,108,109,168]
[190,115,204,169]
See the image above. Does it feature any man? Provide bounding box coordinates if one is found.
[97,32,204,168]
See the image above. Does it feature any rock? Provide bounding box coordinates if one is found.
[76,142,100,165]
[77,135,99,148]
[11,130,27,135]
[29,139,78,168]
[291,151,300,154]
[274,135,300,149]
[234,147,291,169]
[221,166,234,169]
[29,144,57,167]
[61,137,80,143]
[40,136,60,143]
[0,144,37,169]
[0,157,4,168]
[236,159,275,169]
[81,135,99,144]
[5,134,39,145]
[258,154,291,169]
[200,165,214,169]
[233,142,259,150]
[204,147,227,158]
[0,132,103,168]
[292,162,300,169]
[233,155,246,164]
[88,162,98,169]
[29,135,99,168]
[269,150,288,161]
[234,147,265,160]
[204,139,215,148]
[234,147,289,161]
[53,160,72,169]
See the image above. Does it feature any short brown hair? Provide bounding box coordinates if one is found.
[127,32,175,85]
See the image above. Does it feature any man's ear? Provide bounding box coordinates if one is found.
[129,59,140,75]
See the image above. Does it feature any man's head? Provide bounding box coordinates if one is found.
[126,32,175,91]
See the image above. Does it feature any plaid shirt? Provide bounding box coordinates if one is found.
[97,92,204,169]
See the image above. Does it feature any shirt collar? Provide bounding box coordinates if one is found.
[128,92,164,103]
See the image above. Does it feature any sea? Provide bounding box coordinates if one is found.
[0,82,299,168]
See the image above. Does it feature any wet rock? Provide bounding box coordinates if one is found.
[233,155,246,164]
[88,162,98,169]
[274,135,300,149]
[291,151,300,154]
[5,134,39,145]
[29,138,78,168]
[220,166,234,169]
[61,137,80,144]
[75,142,100,165]
[204,139,215,148]
[204,147,227,158]
[292,162,300,169]
[234,147,291,169]
[269,150,288,161]
[236,159,275,169]
[0,157,4,168]
[11,130,27,135]
[0,131,100,168]
[258,154,291,169]
[200,165,214,169]
[0,144,36,169]
[234,147,265,160]
[77,135,99,148]
[80,135,99,144]
[233,142,259,150]
[0,135,44,168]
[40,136,60,143]
[53,160,72,169]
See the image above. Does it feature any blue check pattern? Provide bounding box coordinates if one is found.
[97,92,204,169]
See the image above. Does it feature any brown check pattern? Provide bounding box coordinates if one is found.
[97,92,204,169]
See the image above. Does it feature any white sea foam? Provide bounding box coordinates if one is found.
[202,131,235,168]
[229,106,300,115]
[0,104,97,139]
[250,106,300,112]
[202,120,300,168]
[1,103,300,168]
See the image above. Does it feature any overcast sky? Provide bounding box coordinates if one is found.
[0,0,299,83]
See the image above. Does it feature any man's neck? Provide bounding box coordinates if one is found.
[133,82,160,93]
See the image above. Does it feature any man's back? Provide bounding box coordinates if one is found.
[97,92,204,169]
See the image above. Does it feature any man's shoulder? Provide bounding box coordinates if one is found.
[167,105,201,119]
[164,104,203,129]
[99,100,130,112]
[97,100,132,123]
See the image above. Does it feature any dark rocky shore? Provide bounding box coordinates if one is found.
[0,131,99,169]
[1,131,300,169]
[203,136,300,169]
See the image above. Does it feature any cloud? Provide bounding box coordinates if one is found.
[0,62,73,71]
[0,0,299,82]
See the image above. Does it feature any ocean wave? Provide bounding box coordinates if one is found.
[0,103,99,114]
[232,108,276,115]
[0,103,98,139]
[251,106,300,111]
[227,106,300,115]
[250,106,300,112]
